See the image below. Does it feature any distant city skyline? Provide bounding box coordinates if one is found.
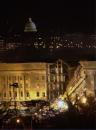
[0,33,95,63]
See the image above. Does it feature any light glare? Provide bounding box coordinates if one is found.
[16,118,20,123]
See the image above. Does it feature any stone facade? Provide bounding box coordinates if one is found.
[0,60,67,102]
[0,63,47,101]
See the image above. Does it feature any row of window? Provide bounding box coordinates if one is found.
[1,76,27,81]
[0,92,46,98]
[0,75,45,82]
[8,83,28,88]
[2,83,46,89]
[1,83,28,88]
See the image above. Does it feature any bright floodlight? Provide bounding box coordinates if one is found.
[57,99,68,110]
[58,100,64,108]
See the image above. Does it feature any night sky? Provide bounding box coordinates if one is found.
[0,0,95,33]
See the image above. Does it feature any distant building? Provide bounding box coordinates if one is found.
[0,60,68,102]
[24,18,37,32]
[0,18,95,61]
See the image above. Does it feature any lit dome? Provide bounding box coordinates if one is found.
[24,18,37,32]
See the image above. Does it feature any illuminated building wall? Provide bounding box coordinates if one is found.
[47,59,69,101]
[65,61,96,104]
[0,63,47,101]
[0,60,67,102]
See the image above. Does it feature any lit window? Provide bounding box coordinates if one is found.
[14,76,16,81]
[13,76,16,81]
[42,76,45,80]
[20,84,23,88]
[9,76,11,80]
[20,76,23,80]
[17,76,20,81]
[36,84,39,89]
[26,92,29,97]
[9,91,11,97]
[3,83,6,88]
[4,92,6,97]
[25,83,28,87]
[21,91,23,97]
[14,92,17,97]
[25,79,29,83]
[25,76,29,80]
[36,77,39,80]
[42,92,45,97]
[37,92,39,97]
[2,76,5,82]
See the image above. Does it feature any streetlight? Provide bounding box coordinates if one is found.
[15,117,26,129]
[16,118,21,123]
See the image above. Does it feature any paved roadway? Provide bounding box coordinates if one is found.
[1,111,95,129]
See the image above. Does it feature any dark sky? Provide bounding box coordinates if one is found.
[0,0,95,33]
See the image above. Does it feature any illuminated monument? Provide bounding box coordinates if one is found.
[24,18,37,32]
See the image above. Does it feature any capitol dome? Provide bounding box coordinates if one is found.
[24,18,37,32]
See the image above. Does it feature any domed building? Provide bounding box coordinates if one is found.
[0,19,69,105]
[24,18,37,32]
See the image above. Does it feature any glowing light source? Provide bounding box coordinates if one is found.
[81,96,87,104]
[16,118,20,123]
[50,99,68,112]
[58,100,64,108]
[57,99,68,111]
